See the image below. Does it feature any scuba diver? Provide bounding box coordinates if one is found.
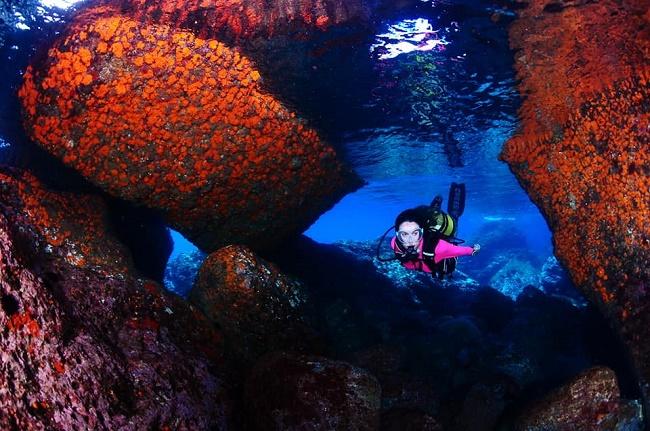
[378,183,480,279]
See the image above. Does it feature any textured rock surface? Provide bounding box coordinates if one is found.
[501,0,650,409]
[539,256,586,306]
[18,4,362,252]
[0,167,133,274]
[514,366,637,431]
[0,166,229,430]
[454,377,518,431]
[243,351,381,430]
[107,0,377,42]
[190,245,317,374]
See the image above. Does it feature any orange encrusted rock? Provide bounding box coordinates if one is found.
[501,0,649,414]
[19,8,362,251]
[107,0,373,42]
[0,166,133,274]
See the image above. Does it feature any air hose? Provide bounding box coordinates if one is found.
[375,225,400,262]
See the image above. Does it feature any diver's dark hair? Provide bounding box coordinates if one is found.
[394,208,425,231]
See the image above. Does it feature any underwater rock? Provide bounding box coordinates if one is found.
[539,256,586,306]
[0,166,133,274]
[455,376,519,431]
[461,219,541,291]
[243,351,381,431]
[323,298,373,353]
[498,287,590,386]
[0,164,172,282]
[190,245,318,376]
[468,287,515,333]
[380,408,443,431]
[513,366,640,431]
[354,344,404,377]
[502,0,650,410]
[378,373,439,415]
[0,167,230,429]
[262,236,636,429]
[19,5,362,252]
[488,258,539,300]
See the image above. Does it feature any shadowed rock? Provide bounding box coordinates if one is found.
[514,366,642,431]
[0,166,230,429]
[243,351,381,430]
[190,245,319,376]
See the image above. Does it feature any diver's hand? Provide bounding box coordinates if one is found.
[471,244,481,255]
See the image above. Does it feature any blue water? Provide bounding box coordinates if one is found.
[169,229,198,259]
[302,4,552,258]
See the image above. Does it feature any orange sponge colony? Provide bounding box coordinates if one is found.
[501,0,649,407]
[19,7,361,251]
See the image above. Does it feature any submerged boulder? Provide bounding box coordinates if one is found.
[190,245,318,374]
[0,166,230,429]
[243,351,381,431]
[380,409,442,431]
[501,0,650,411]
[19,5,362,252]
[514,366,642,431]
[539,256,585,306]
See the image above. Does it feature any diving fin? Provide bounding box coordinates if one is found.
[447,182,465,220]
[430,195,443,211]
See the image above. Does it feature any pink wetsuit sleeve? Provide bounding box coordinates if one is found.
[433,239,474,263]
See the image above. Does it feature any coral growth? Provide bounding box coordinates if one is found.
[501,0,650,413]
[19,8,361,251]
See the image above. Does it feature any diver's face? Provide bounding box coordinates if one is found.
[397,221,422,247]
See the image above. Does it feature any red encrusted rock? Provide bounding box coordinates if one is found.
[513,367,625,431]
[108,0,376,42]
[18,6,362,252]
[190,245,318,372]
[0,166,132,275]
[0,167,230,430]
[243,351,381,430]
[501,0,650,411]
